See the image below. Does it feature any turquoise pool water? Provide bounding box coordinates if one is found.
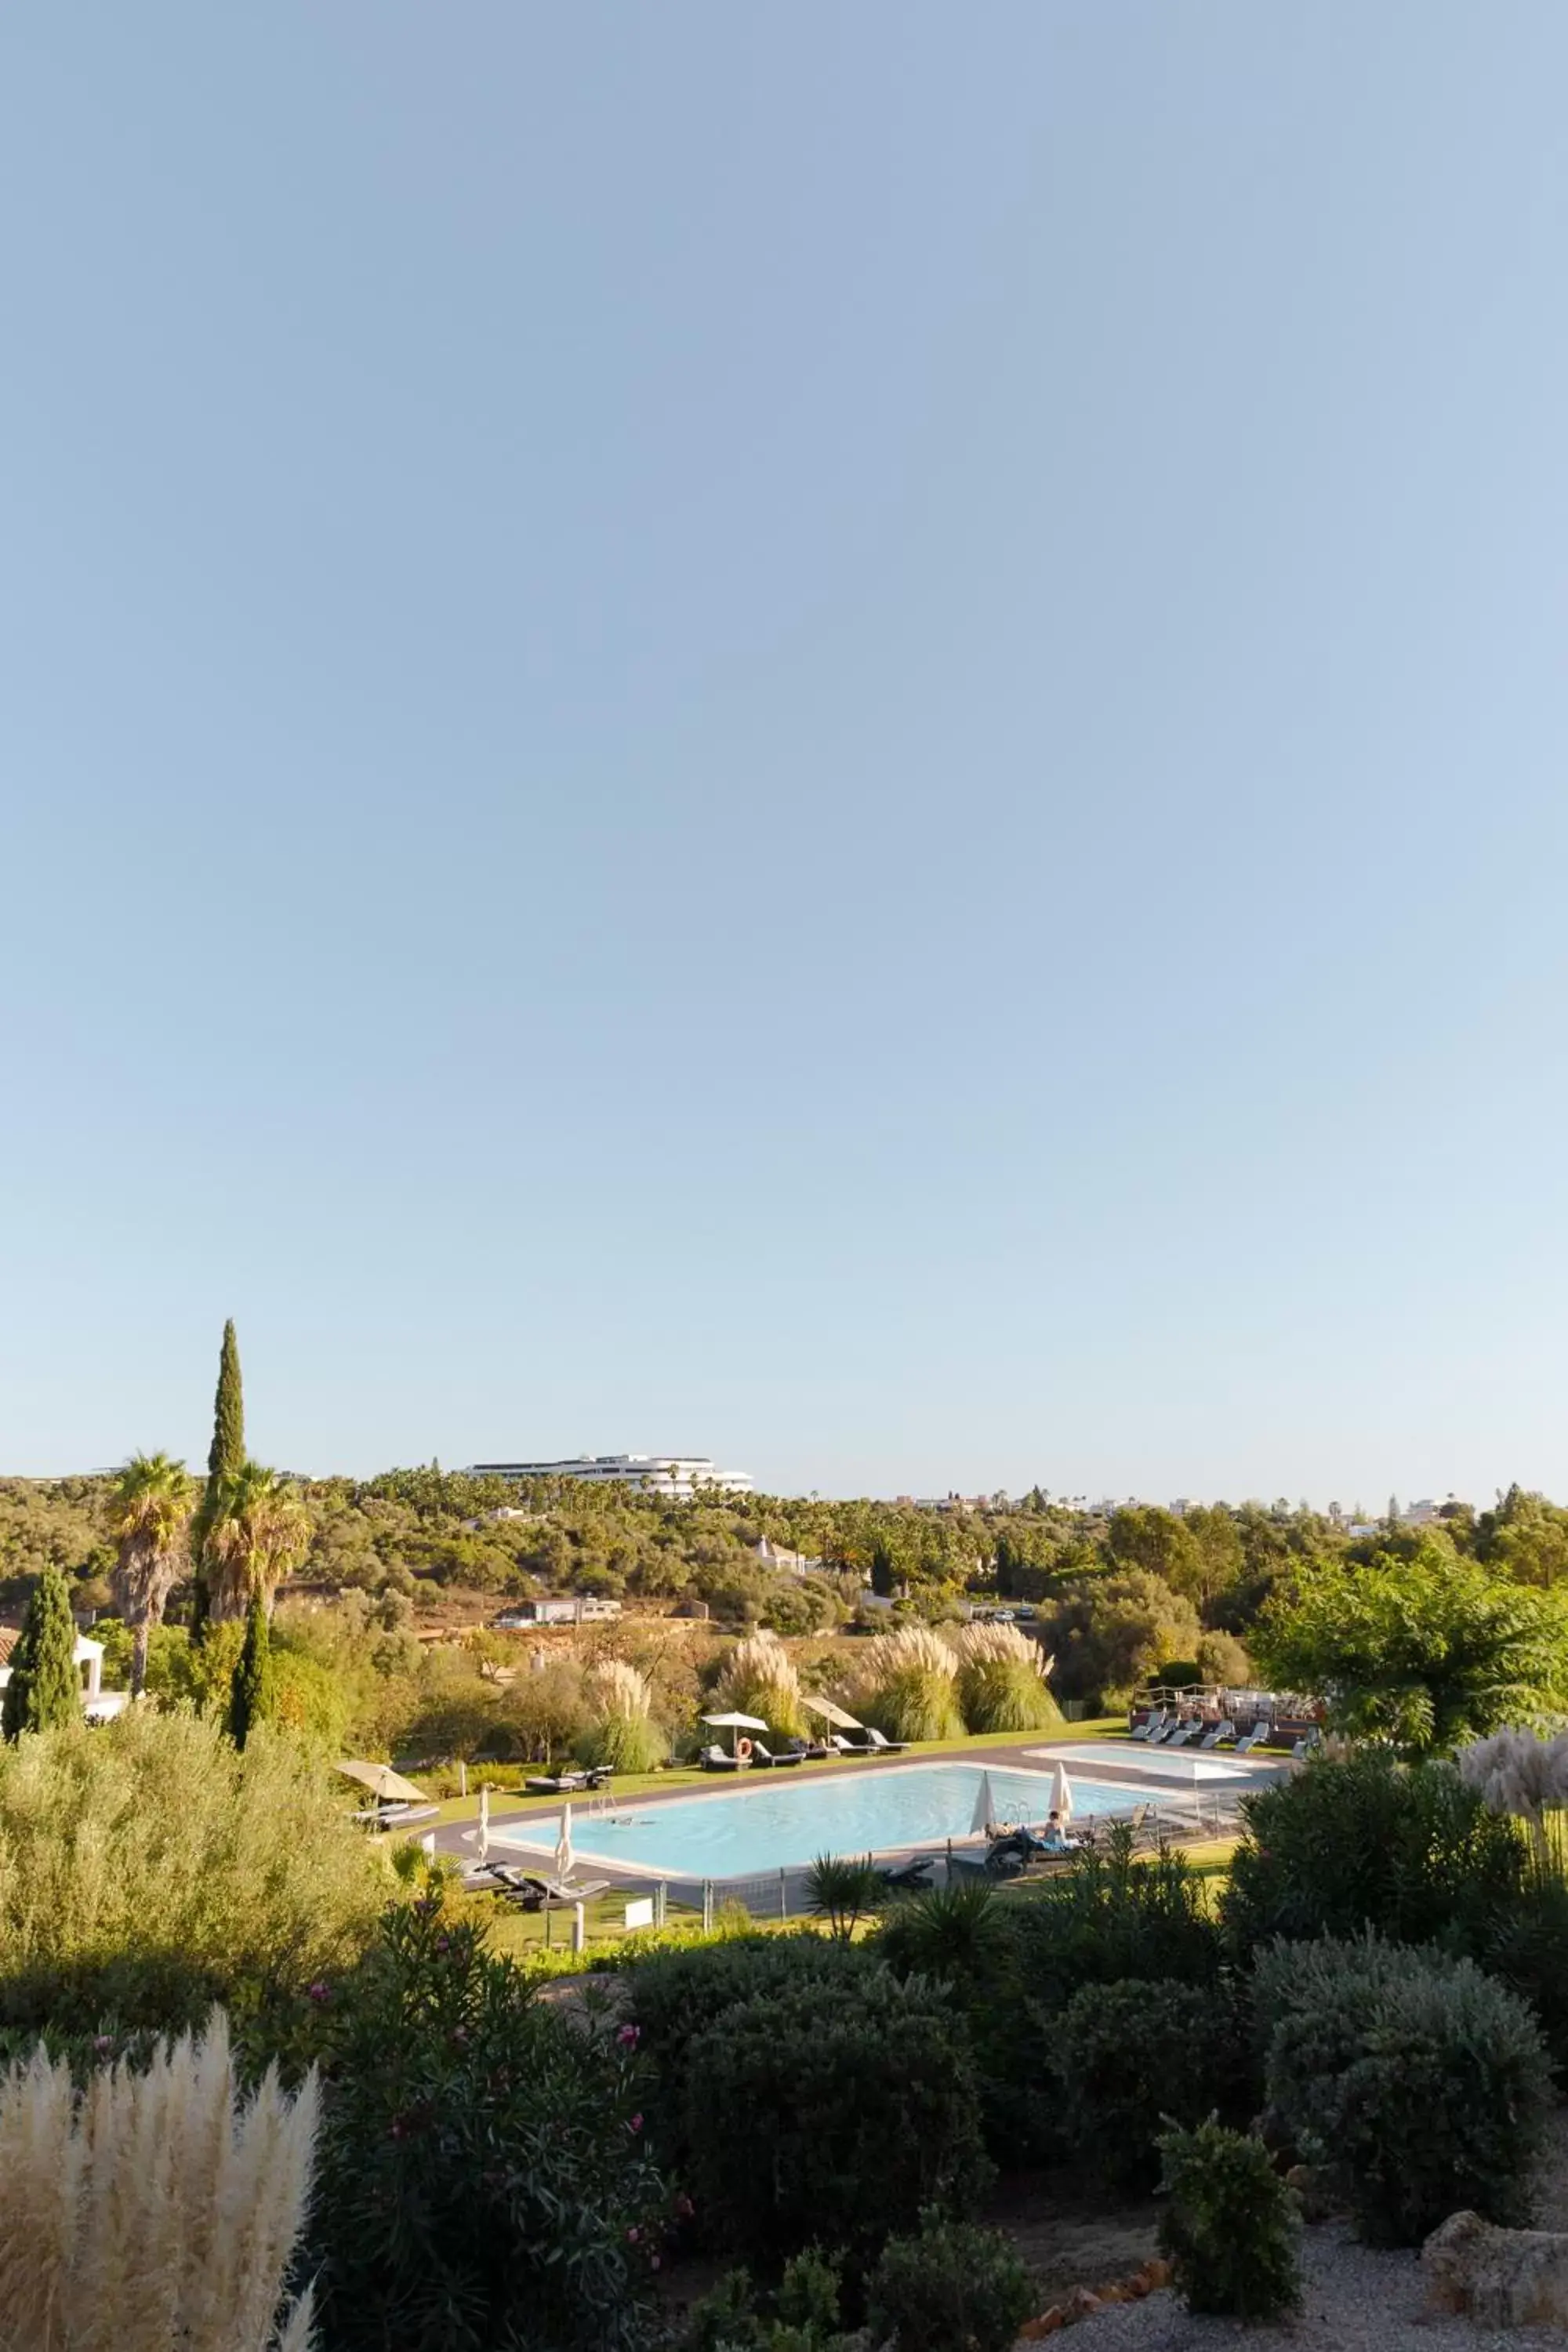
[490,1762,1144,1880]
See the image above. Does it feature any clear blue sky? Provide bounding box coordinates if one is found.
[4,5,1566,1505]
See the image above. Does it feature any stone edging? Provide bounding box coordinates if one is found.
[1017,2257,1173,2337]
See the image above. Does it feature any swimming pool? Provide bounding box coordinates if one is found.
[488,1762,1145,1881]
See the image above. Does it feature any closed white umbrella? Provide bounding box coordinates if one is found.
[555,1802,574,1885]
[970,1770,996,1836]
[1050,1759,1074,1826]
[478,1783,491,1863]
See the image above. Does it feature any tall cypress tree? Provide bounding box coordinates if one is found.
[209,1319,245,1490]
[2,1563,81,1738]
[227,1584,276,1751]
[193,1319,245,1635]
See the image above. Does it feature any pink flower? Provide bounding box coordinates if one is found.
[307,1981,332,2005]
[626,2227,641,2245]
[617,2023,640,2047]
[628,2113,643,2134]
[93,2035,114,2056]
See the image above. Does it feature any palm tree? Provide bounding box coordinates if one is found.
[205,1462,310,1623]
[104,1453,197,1697]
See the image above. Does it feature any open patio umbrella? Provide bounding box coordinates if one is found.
[1049,1759,1074,1825]
[555,1802,574,1886]
[971,1769,997,1836]
[336,1760,427,1806]
[800,1694,862,1734]
[701,1710,770,1757]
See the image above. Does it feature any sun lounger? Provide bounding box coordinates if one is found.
[1233,1725,1269,1755]
[857,1727,906,1754]
[830,1734,872,1757]
[699,1744,744,1772]
[880,1855,936,1891]
[1197,1722,1232,1750]
[750,1740,806,1769]
[1129,1711,1163,1743]
[523,1766,611,1794]
[1291,1730,1322,1760]
[522,1871,612,1904]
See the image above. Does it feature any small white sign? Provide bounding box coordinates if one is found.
[623,1897,655,1930]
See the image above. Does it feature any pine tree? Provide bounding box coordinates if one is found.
[2,1563,82,1738]
[193,1319,245,1635]
[227,1584,276,1751]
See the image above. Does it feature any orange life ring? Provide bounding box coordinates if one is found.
[736,1738,753,1762]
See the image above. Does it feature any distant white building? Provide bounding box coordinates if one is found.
[493,1597,623,1628]
[753,1538,824,1577]
[469,1454,753,1499]
[0,1627,127,1723]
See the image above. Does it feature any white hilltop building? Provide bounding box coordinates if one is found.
[0,1626,129,1723]
[467,1454,753,1499]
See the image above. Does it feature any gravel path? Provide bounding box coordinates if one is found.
[1033,2111,1568,2350]
[1061,2220,1567,2350]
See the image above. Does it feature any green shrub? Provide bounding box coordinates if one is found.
[875,1880,1011,1982]
[1257,1935,1549,2245]
[1009,1821,1224,2016]
[681,1969,990,2270]
[1222,1754,1525,1961]
[804,1853,882,1940]
[575,1709,668,1773]
[860,1665,964,1744]
[312,1896,666,2352]
[1053,1977,1254,2193]
[867,2212,1036,2352]
[686,2251,851,2352]
[0,1710,387,2038]
[1156,2118,1301,2318]
[1484,1875,1568,2074]
[626,1933,872,2172]
[873,1881,1028,2161]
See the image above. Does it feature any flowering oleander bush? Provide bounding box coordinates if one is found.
[310,1896,668,2352]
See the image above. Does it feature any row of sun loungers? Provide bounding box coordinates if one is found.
[1131,1710,1321,1759]
[699,1729,909,1773]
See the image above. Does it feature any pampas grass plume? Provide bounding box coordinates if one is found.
[0,2009,317,2352]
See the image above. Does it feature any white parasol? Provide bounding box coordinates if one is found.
[336,1760,428,1806]
[970,1770,996,1836]
[701,1710,770,1756]
[1049,1759,1074,1825]
[478,1782,491,1863]
[800,1695,862,1733]
[555,1802,575,1885]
